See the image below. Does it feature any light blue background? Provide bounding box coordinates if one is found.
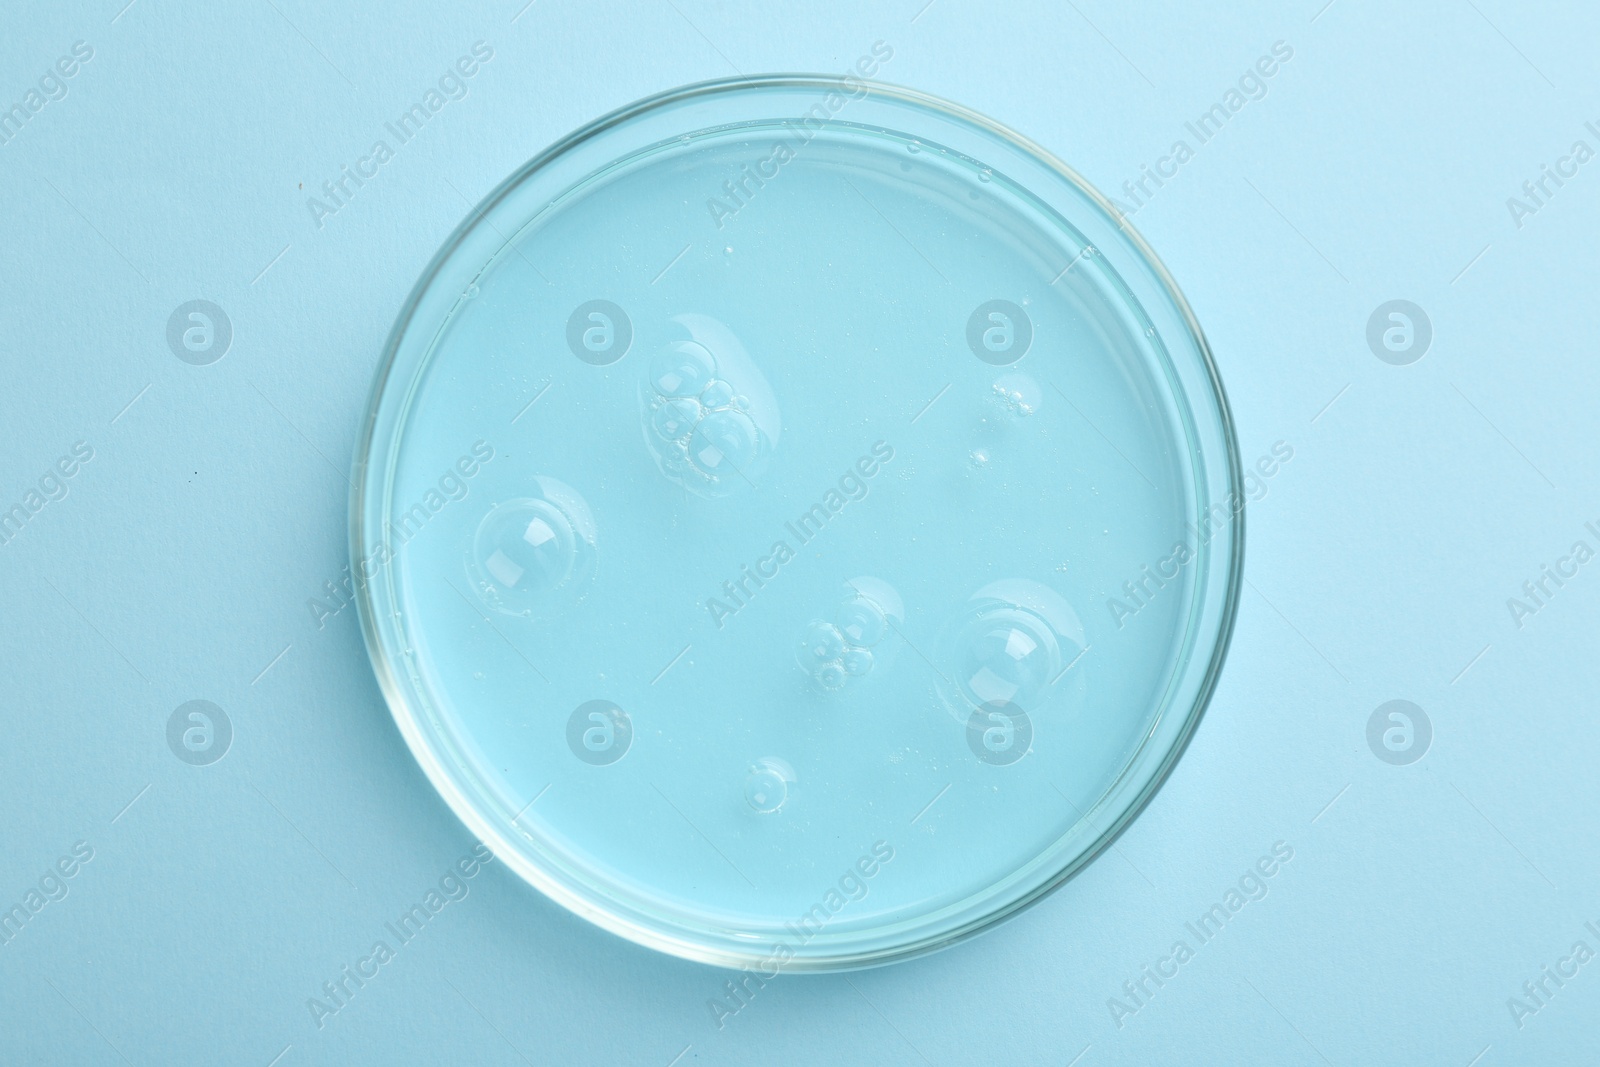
[2,1,1596,1064]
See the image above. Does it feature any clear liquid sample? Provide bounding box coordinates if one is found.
[356,80,1240,969]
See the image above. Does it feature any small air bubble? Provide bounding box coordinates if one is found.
[744,758,795,814]
[842,647,874,677]
[801,621,847,664]
[700,379,735,410]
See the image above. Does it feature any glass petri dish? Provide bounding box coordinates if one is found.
[351,75,1242,971]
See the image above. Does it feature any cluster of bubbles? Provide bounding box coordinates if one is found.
[969,371,1043,469]
[468,477,597,617]
[991,371,1041,417]
[937,579,1084,721]
[795,579,904,692]
[646,342,755,486]
[640,315,779,498]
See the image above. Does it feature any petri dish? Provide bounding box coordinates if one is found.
[351,75,1242,971]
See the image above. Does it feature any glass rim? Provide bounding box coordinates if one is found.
[349,73,1246,971]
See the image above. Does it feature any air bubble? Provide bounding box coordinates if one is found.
[800,621,847,665]
[847,578,904,633]
[958,617,1052,703]
[651,397,701,441]
[836,596,888,646]
[468,479,598,617]
[842,647,874,677]
[744,758,795,813]
[939,580,1086,719]
[816,662,847,690]
[649,341,717,398]
[700,378,735,410]
[688,409,759,477]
